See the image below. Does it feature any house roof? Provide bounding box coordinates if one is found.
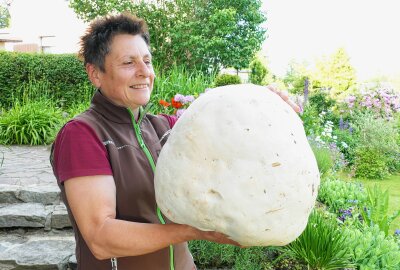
[0,37,23,43]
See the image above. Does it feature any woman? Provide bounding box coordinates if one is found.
[51,12,299,270]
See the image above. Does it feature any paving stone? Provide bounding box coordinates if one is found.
[0,146,77,269]
[51,205,71,229]
[0,203,52,228]
[0,184,60,205]
[18,185,60,205]
[0,230,75,270]
[0,146,56,187]
[0,185,20,203]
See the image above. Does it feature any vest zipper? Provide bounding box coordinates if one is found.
[111,258,117,270]
[127,107,175,270]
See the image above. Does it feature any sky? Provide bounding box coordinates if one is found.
[4,0,400,81]
[5,0,87,53]
[262,0,400,80]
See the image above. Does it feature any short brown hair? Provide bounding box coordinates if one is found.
[79,12,150,72]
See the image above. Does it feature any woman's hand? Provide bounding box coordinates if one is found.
[186,225,243,247]
[266,84,301,113]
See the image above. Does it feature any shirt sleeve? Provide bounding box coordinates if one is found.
[53,120,113,184]
[160,114,178,128]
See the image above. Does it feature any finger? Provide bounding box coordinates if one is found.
[277,90,289,102]
[287,99,301,113]
[266,84,278,94]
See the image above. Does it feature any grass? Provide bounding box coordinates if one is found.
[339,172,400,234]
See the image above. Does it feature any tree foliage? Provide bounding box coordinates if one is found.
[0,4,10,28]
[249,57,267,85]
[69,0,266,73]
[283,60,311,95]
[312,48,357,100]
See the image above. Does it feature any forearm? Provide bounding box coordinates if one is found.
[90,218,197,259]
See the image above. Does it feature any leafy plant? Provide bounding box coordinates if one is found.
[63,101,91,121]
[149,65,214,115]
[317,177,367,217]
[333,125,357,166]
[189,241,275,269]
[300,105,321,136]
[189,240,236,268]
[308,91,337,116]
[311,144,334,175]
[281,210,355,270]
[0,100,63,145]
[360,185,400,236]
[158,93,195,118]
[213,73,241,87]
[345,225,400,269]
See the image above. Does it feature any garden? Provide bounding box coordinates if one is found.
[0,49,399,269]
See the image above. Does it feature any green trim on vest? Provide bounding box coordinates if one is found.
[128,107,175,270]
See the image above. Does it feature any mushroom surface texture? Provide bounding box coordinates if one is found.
[154,84,320,247]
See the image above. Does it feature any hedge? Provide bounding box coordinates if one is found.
[0,51,94,109]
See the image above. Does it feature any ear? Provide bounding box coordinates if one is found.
[86,63,102,88]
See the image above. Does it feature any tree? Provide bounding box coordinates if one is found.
[0,4,10,28]
[312,48,357,100]
[283,60,311,95]
[249,57,266,85]
[69,0,266,73]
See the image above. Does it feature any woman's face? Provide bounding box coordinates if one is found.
[92,34,155,112]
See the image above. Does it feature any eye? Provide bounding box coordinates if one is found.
[145,59,152,65]
[123,61,133,65]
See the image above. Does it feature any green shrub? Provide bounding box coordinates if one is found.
[308,90,336,116]
[345,225,400,269]
[354,147,389,179]
[234,247,271,270]
[213,73,241,87]
[333,127,357,166]
[352,112,400,178]
[189,241,236,268]
[0,51,93,109]
[64,101,91,120]
[0,100,63,145]
[188,241,275,269]
[300,105,321,136]
[282,210,355,270]
[249,58,267,85]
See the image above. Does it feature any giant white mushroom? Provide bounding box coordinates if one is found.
[154,84,320,247]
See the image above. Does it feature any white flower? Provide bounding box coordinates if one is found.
[341,141,349,149]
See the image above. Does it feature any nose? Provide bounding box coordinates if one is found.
[136,60,151,78]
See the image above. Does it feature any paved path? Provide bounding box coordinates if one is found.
[0,145,56,186]
[0,146,76,269]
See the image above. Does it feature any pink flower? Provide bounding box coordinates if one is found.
[176,109,186,118]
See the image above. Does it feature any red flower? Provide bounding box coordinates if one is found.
[171,98,183,109]
[159,99,171,108]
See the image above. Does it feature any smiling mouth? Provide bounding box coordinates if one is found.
[130,84,149,89]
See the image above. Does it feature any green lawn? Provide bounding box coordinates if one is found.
[340,172,400,234]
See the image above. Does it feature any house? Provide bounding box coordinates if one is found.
[0,32,22,50]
